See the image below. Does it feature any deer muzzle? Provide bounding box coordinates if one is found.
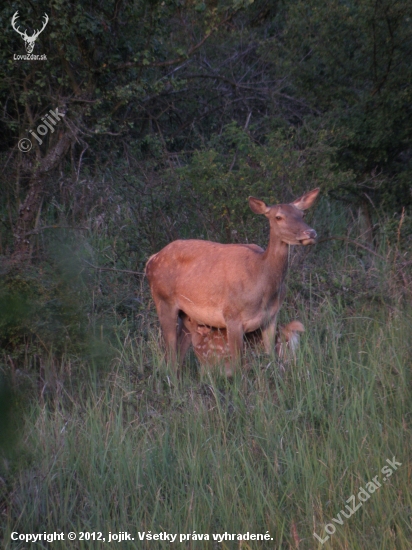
[299,228,317,245]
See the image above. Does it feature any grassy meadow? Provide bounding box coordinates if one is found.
[1,200,411,550]
[2,0,412,547]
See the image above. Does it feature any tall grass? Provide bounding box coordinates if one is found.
[1,296,411,549]
[1,202,411,549]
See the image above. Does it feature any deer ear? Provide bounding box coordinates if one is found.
[291,188,320,211]
[248,197,270,215]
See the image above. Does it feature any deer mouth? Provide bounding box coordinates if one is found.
[299,237,317,245]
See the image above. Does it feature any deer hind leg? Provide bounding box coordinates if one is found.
[261,320,277,356]
[177,313,195,364]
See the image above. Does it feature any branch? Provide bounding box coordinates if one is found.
[83,260,144,276]
[38,129,74,174]
[25,225,89,235]
[184,73,321,114]
[108,13,233,72]
[317,236,385,260]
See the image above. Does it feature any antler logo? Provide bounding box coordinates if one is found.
[11,11,49,54]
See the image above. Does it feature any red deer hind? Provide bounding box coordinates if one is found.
[145,188,319,374]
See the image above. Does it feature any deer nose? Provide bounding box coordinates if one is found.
[303,229,317,239]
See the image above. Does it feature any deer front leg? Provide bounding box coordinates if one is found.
[261,287,285,355]
[226,321,244,376]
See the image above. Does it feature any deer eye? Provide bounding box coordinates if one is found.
[275,215,282,220]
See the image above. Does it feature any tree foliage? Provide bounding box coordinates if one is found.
[0,0,411,258]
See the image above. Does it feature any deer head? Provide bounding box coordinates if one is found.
[11,11,49,54]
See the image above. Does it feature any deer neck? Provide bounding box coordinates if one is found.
[262,230,290,284]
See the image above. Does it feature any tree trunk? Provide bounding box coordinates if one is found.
[12,131,75,261]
